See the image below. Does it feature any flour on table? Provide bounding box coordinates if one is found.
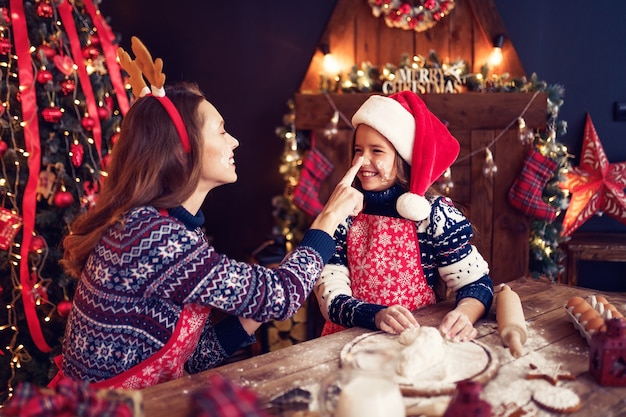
[396,326,447,377]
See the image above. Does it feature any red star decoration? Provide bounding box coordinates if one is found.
[560,114,626,236]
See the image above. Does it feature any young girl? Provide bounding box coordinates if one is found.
[314,91,494,342]
[52,38,363,389]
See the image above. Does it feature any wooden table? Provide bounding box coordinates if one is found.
[141,277,626,416]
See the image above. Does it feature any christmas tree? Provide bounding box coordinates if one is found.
[0,0,129,403]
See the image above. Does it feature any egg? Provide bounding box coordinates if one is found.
[572,301,592,316]
[585,317,606,333]
[567,296,586,310]
[595,295,609,306]
[579,308,600,324]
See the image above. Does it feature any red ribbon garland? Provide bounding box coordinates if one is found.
[8,0,126,355]
[57,0,103,156]
[82,0,129,116]
[10,0,52,353]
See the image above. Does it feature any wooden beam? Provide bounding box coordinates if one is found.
[295,92,548,131]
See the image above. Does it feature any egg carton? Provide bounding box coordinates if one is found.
[564,295,620,345]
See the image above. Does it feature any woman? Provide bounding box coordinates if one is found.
[55,39,363,389]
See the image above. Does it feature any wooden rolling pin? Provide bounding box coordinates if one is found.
[496,284,528,357]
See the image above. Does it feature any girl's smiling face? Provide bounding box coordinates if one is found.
[353,124,398,192]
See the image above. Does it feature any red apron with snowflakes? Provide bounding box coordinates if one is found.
[49,303,211,390]
[322,213,436,335]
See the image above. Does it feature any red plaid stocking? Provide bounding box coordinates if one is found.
[293,147,333,217]
[508,149,558,221]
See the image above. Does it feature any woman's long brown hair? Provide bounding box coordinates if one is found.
[60,83,206,278]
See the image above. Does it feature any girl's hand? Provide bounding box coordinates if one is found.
[439,310,477,342]
[375,305,419,334]
[439,297,485,341]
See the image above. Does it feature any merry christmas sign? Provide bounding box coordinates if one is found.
[382,65,463,95]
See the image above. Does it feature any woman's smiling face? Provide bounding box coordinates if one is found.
[353,124,398,192]
[198,100,239,192]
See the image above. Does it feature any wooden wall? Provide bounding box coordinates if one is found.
[299,0,526,93]
[261,0,546,348]
[295,92,547,284]
[293,0,539,285]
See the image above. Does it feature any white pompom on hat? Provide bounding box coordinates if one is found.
[351,91,460,221]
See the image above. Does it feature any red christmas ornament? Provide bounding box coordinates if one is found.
[70,142,84,167]
[398,3,411,14]
[29,235,47,252]
[36,44,56,60]
[0,208,23,250]
[0,140,7,156]
[54,190,74,208]
[81,181,100,209]
[101,154,111,169]
[36,68,53,84]
[60,79,75,95]
[559,114,626,236]
[0,38,11,55]
[57,300,73,318]
[82,45,100,60]
[88,34,101,47]
[42,106,63,123]
[0,7,10,24]
[424,0,437,9]
[440,1,452,12]
[81,115,96,131]
[96,105,110,120]
[388,9,402,22]
[105,95,114,111]
[110,132,120,145]
[53,55,75,76]
[36,2,54,18]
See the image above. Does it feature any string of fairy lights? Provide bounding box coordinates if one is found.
[276,55,570,280]
[0,0,127,404]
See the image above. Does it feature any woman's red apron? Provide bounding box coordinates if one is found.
[50,303,211,390]
[322,213,435,335]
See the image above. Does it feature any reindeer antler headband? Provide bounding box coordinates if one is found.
[117,36,191,153]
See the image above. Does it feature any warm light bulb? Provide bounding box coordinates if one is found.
[488,47,503,67]
[322,53,339,75]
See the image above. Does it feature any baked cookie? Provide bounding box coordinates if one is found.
[532,385,581,414]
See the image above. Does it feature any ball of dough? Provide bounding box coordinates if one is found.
[396,326,446,377]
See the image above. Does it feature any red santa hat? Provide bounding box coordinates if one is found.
[351,91,460,221]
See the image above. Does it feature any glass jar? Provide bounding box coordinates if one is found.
[318,349,405,417]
